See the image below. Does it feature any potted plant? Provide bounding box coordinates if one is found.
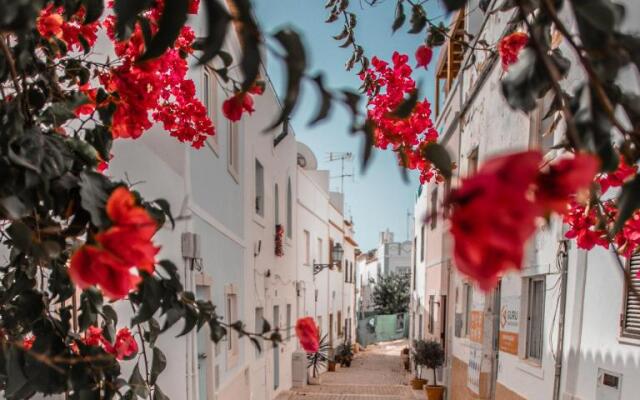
[335,341,354,367]
[410,339,429,390]
[422,340,446,400]
[401,347,410,371]
[307,334,329,385]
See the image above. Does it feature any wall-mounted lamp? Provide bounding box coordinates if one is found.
[313,243,344,275]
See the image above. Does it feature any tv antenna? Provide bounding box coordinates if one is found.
[326,152,354,193]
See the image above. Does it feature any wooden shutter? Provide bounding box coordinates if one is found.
[622,255,640,337]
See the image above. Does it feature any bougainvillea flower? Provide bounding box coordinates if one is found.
[103,328,138,360]
[415,45,433,69]
[37,11,64,38]
[598,159,637,194]
[448,151,543,290]
[499,32,529,70]
[222,92,255,122]
[23,335,35,350]
[84,326,105,347]
[68,187,158,299]
[295,317,320,353]
[536,153,600,213]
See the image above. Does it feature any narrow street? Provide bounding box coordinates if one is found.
[277,340,422,400]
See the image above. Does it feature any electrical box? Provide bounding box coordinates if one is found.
[291,351,308,387]
[181,232,201,259]
[596,368,622,400]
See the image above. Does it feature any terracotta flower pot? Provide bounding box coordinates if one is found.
[404,360,410,371]
[328,361,337,372]
[308,374,321,385]
[425,385,445,400]
[410,378,427,390]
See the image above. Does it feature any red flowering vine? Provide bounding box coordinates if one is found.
[37,5,100,52]
[222,83,265,122]
[449,151,599,290]
[415,45,433,69]
[295,317,319,353]
[360,52,441,183]
[69,187,160,299]
[499,32,529,70]
[275,224,285,257]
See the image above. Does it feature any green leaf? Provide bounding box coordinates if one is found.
[81,0,105,24]
[392,1,405,33]
[153,199,174,229]
[442,0,468,11]
[209,319,227,343]
[129,364,149,398]
[79,171,112,229]
[153,385,170,400]
[266,29,307,131]
[422,143,453,179]
[150,347,167,385]
[613,175,640,234]
[231,0,262,91]
[139,0,189,61]
[198,0,232,65]
[408,5,426,34]
[114,0,154,40]
[7,221,33,252]
[308,74,332,126]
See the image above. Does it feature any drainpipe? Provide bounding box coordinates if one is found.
[553,240,569,400]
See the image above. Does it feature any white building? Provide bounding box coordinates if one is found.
[410,2,640,400]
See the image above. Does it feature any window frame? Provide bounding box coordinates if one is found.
[254,159,264,217]
[525,276,545,363]
[621,254,640,340]
[227,121,240,182]
[203,68,219,155]
[463,283,473,337]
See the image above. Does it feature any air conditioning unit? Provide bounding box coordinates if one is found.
[291,351,308,387]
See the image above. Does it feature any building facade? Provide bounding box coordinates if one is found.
[411,1,640,400]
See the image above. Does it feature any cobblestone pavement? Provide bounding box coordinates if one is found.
[276,339,424,400]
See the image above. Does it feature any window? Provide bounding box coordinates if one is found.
[337,311,342,337]
[420,226,425,262]
[274,184,280,224]
[255,160,264,216]
[463,283,473,336]
[196,284,214,399]
[203,69,218,152]
[317,238,323,264]
[286,178,292,238]
[430,188,438,230]
[303,230,310,265]
[526,277,545,362]
[254,307,264,357]
[228,122,239,181]
[428,295,435,334]
[286,304,292,340]
[622,254,640,338]
[418,314,424,339]
[329,239,334,266]
[226,291,239,368]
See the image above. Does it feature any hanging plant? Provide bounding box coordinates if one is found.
[275,224,285,257]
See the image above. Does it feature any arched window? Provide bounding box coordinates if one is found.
[286,178,292,238]
[274,184,280,224]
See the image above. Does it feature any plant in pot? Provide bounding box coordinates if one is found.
[411,339,429,390]
[422,340,446,400]
[335,341,354,367]
[307,334,330,384]
[327,346,338,372]
[401,347,410,371]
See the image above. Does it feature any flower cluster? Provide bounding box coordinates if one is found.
[499,32,529,70]
[449,151,599,290]
[360,52,441,184]
[564,160,640,257]
[295,317,319,353]
[415,45,433,69]
[222,83,265,122]
[275,224,285,257]
[98,0,214,148]
[69,187,160,299]
[37,5,100,52]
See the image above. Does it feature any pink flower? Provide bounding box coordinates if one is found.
[415,45,433,69]
[499,32,529,70]
[295,317,319,353]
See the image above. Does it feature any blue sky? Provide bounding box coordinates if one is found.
[254,0,446,251]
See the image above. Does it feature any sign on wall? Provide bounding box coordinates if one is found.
[469,310,484,343]
[467,342,482,394]
[498,295,520,355]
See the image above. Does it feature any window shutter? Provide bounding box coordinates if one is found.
[623,255,640,337]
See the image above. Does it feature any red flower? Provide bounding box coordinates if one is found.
[103,328,138,360]
[69,187,159,299]
[536,153,600,213]
[84,326,104,347]
[249,82,266,95]
[415,45,433,69]
[448,151,543,290]
[222,93,255,122]
[499,32,529,70]
[188,0,200,14]
[295,317,319,353]
[37,11,64,38]
[23,335,35,350]
[598,159,637,193]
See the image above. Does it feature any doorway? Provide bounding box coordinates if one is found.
[489,282,501,399]
[273,305,280,390]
